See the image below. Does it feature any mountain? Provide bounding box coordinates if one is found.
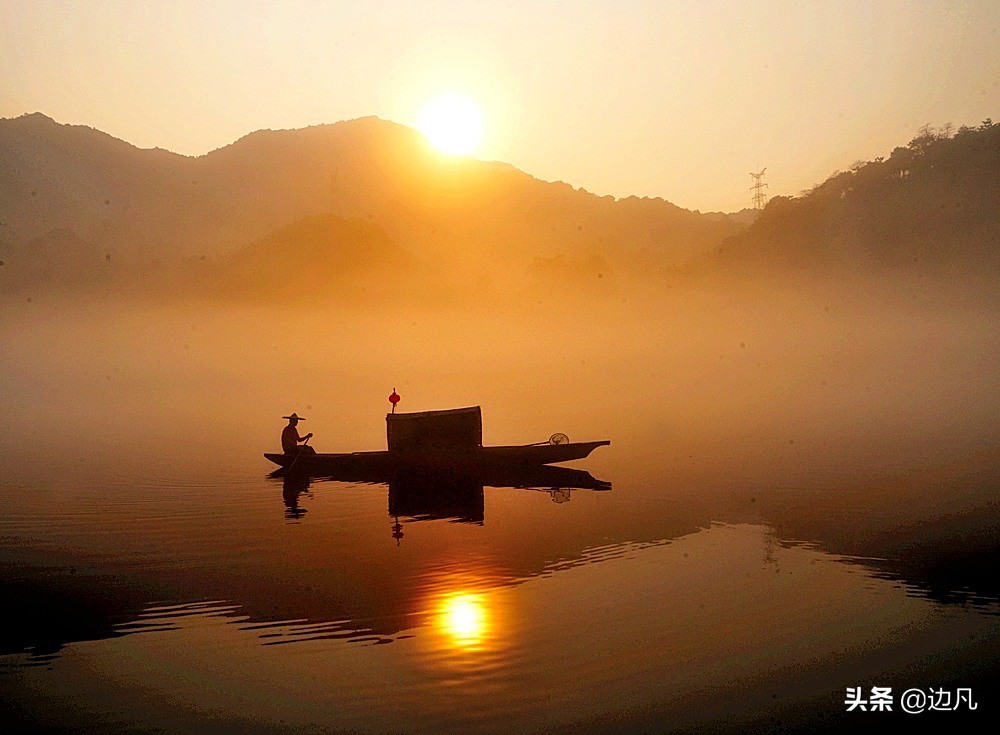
[0,113,199,258]
[199,213,414,302]
[695,121,1000,279]
[0,113,747,297]
[0,228,116,290]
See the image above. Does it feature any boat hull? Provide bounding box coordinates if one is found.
[263,440,609,473]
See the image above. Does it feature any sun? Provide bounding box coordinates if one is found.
[417,93,484,156]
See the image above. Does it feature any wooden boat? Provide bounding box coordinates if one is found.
[264,406,609,472]
[263,441,610,472]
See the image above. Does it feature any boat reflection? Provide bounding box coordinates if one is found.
[388,473,485,525]
[271,464,611,535]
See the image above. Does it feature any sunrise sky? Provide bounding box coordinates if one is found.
[2,0,998,211]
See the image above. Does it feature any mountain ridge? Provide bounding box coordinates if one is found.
[0,112,747,297]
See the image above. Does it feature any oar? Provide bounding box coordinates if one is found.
[286,435,311,473]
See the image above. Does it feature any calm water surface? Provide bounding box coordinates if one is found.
[2,300,998,732]
[2,446,997,733]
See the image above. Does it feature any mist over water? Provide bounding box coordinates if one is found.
[3,270,997,487]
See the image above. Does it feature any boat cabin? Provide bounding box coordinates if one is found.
[386,406,482,454]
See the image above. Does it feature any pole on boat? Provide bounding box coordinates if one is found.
[389,388,400,414]
[286,434,310,473]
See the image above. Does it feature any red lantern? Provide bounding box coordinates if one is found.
[389,390,400,405]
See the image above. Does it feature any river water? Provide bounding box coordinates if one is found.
[1,291,997,732]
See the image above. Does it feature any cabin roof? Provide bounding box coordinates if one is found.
[385,406,481,421]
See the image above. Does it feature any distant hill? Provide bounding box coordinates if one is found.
[0,113,747,297]
[192,213,417,302]
[0,228,116,292]
[701,208,758,226]
[695,121,1000,279]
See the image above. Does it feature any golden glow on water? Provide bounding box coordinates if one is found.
[436,592,489,648]
[415,563,511,671]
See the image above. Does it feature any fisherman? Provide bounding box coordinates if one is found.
[281,413,314,455]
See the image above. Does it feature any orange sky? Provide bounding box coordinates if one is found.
[1,0,998,212]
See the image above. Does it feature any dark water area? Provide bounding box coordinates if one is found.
[1,288,998,732]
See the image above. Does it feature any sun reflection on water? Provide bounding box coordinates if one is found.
[436,592,489,649]
[416,564,511,673]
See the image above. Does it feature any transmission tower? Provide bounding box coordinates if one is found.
[750,168,769,210]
